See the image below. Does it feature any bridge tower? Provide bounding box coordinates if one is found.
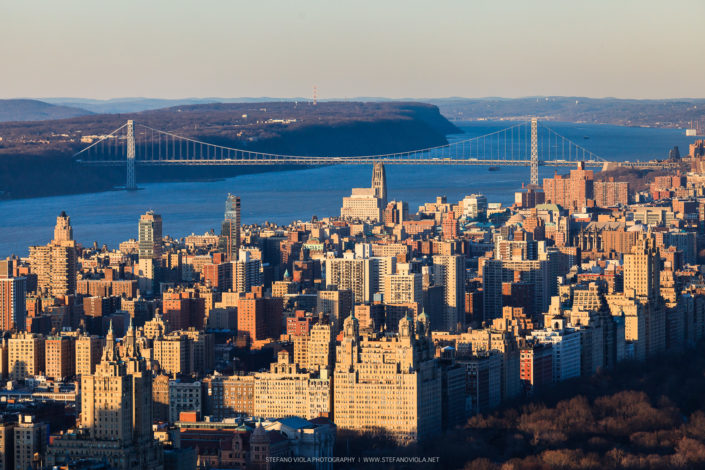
[530,118,538,186]
[126,120,136,190]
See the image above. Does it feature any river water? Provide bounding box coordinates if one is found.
[0,121,697,257]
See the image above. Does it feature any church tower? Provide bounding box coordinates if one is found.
[371,162,387,208]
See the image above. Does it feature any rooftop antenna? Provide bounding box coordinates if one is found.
[312,85,318,106]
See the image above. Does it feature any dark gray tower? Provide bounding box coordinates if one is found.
[371,162,387,208]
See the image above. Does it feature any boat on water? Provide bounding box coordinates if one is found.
[488,166,500,171]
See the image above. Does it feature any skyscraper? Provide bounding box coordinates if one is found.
[222,194,241,261]
[333,313,442,442]
[0,276,26,331]
[624,238,660,300]
[432,254,466,332]
[340,163,388,222]
[75,333,102,376]
[14,415,47,470]
[29,211,77,296]
[138,211,163,260]
[371,162,387,208]
[46,323,163,470]
[53,211,73,243]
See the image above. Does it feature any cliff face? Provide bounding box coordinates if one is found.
[0,102,459,199]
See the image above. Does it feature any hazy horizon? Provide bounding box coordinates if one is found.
[3,0,704,100]
[11,95,705,103]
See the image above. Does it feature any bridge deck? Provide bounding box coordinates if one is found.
[77,158,677,169]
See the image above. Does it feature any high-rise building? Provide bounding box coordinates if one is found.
[152,334,189,375]
[316,289,354,332]
[152,374,170,423]
[232,250,262,293]
[29,212,77,297]
[253,350,332,420]
[461,194,488,220]
[340,188,383,222]
[383,200,408,226]
[138,211,163,260]
[45,336,75,380]
[169,379,203,423]
[49,244,77,296]
[14,415,47,470]
[371,162,387,208]
[341,164,387,222]
[333,313,442,442]
[0,419,15,470]
[75,333,103,377]
[324,256,374,304]
[384,272,423,306]
[432,255,466,332]
[237,293,283,343]
[46,323,163,470]
[624,238,660,300]
[53,211,73,243]
[8,332,45,381]
[203,374,254,419]
[222,194,241,261]
[542,162,594,210]
[305,321,336,372]
[593,180,629,207]
[0,276,26,331]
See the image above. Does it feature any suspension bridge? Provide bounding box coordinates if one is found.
[74,119,679,190]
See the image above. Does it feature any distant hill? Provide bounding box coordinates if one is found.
[0,99,92,122]
[42,97,301,114]
[0,101,458,199]
[426,96,705,128]
[39,96,705,129]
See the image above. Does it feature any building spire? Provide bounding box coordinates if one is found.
[102,321,118,363]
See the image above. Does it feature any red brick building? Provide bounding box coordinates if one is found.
[520,342,553,393]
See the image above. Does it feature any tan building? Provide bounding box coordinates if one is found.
[272,280,298,298]
[607,294,647,361]
[138,211,163,260]
[334,313,442,443]
[253,351,332,420]
[50,243,77,297]
[316,289,354,332]
[8,332,45,381]
[153,334,189,376]
[341,188,383,222]
[169,380,203,423]
[384,272,423,306]
[324,257,374,305]
[293,321,335,372]
[307,322,335,372]
[46,323,163,470]
[153,374,170,423]
[75,334,103,377]
[14,415,47,470]
[624,238,660,300]
[204,374,255,419]
[29,244,77,297]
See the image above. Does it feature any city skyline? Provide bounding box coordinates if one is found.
[4,2,705,468]
[2,0,705,100]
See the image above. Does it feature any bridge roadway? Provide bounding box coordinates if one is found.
[77,157,680,170]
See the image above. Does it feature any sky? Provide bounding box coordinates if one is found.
[2,0,704,100]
